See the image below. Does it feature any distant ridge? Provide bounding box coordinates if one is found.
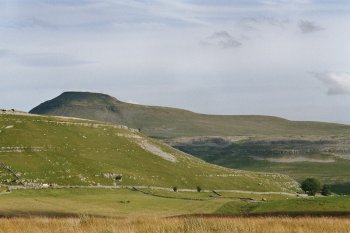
[30,91,350,138]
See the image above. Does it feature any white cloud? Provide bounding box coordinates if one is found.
[315,73,350,95]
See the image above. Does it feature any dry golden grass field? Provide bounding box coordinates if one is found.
[0,216,349,233]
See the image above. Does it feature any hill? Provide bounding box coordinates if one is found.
[29,91,350,139]
[0,111,298,192]
[29,91,350,193]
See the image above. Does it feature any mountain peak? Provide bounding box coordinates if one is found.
[29,91,121,116]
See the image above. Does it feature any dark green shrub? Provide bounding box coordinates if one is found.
[301,178,321,196]
[173,186,178,192]
[196,186,202,193]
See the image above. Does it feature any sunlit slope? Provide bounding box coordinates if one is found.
[0,112,298,192]
[29,92,350,138]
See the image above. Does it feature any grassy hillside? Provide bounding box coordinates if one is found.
[29,91,350,193]
[29,92,350,138]
[0,112,298,192]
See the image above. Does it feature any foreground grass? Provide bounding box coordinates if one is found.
[0,216,350,233]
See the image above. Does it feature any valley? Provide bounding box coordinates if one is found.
[166,135,350,194]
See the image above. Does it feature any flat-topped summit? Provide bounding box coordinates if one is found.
[30,91,120,111]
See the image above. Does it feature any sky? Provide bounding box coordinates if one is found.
[0,0,350,123]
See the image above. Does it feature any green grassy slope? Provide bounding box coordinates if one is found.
[29,92,350,138]
[0,112,298,192]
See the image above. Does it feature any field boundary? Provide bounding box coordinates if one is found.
[4,185,300,196]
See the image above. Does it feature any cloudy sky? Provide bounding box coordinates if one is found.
[0,0,350,123]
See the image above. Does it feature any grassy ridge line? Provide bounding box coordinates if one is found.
[0,113,299,192]
[29,91,350,138]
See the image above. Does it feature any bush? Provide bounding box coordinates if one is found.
[321,184,331,196]
[173,186,178,192]
[196,186,202,193]
[301,178,321,196]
